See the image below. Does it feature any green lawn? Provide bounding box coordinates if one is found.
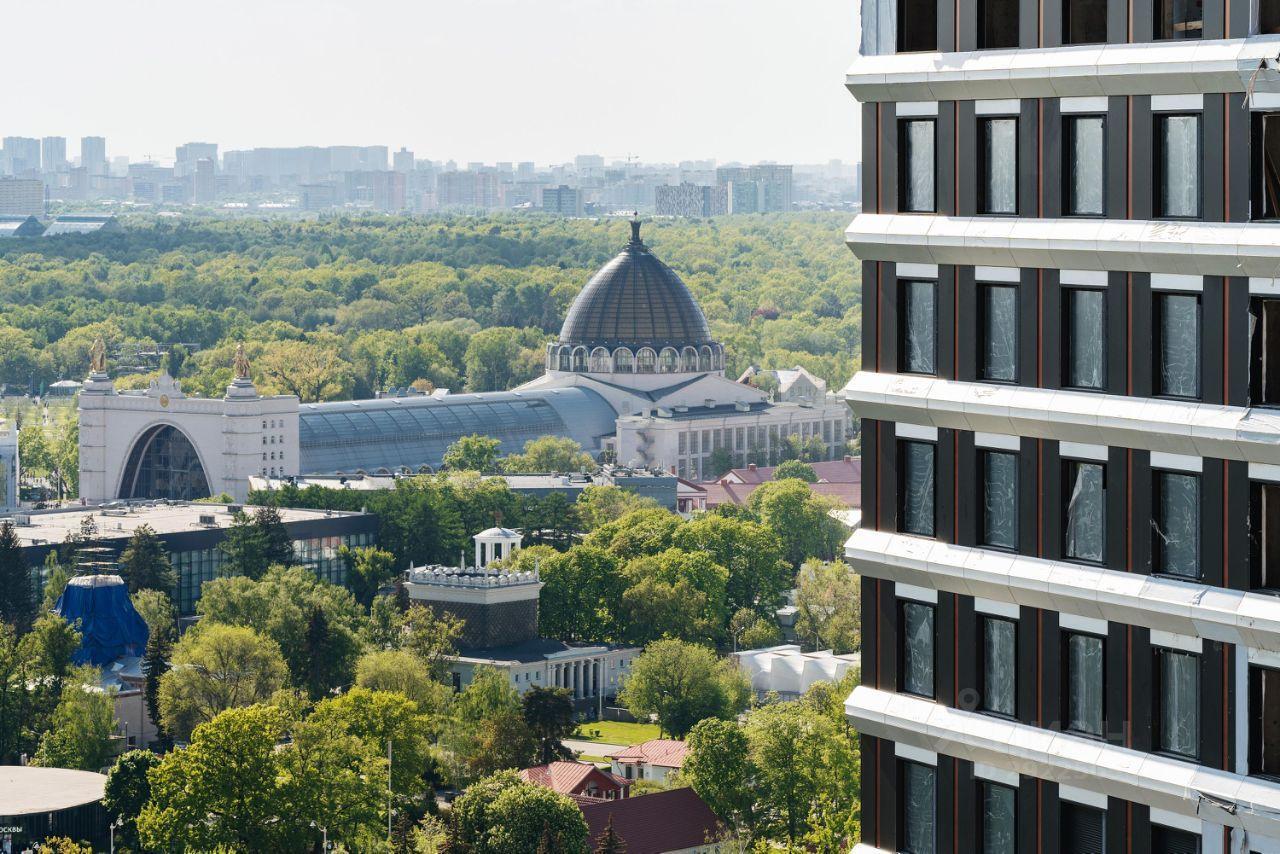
[572,720,663,745]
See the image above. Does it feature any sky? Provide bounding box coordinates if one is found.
[4,0,860,167]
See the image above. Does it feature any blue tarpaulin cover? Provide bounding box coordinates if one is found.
[54,575,150,666]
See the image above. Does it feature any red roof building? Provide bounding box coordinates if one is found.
[580,787,726,854]
[519,760,630,801]
[701,456,861,509]
[606,738,689,784]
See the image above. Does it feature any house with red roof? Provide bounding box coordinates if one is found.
[519,760,630,801]
[700,456,862,510]
[606,738,689,785]
[580,787,726,854]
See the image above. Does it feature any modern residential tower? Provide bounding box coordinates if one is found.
[842,1,1280,852]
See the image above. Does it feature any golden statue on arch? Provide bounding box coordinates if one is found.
[89,338,107,374]
[233,343,252,381]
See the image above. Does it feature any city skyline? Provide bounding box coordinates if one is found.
[2,0,859,166]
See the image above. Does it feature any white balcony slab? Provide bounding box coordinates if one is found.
[841,371,1280,466]
[844,527,1280,652]
[845,685,1280,838]
[847,35,1280,103]
[847,213,1280,279]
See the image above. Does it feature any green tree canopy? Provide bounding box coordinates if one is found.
[773,459,818,482]
[31,664,115,771]
[794,559,860,654]
[118,524,177,594]
[453,769,590,854]
[521,685,575,764]
[502,435,595,474]
[574,484,658,531]
[0,521,33,629]
[747,479,846,566]
[158,623,288,741]
[443,434,504,472]
[103,749,161,850]
[619,639,750,738]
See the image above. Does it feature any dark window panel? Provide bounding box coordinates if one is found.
[901,761,937,853]
[1065,632,1105,736]
[1063,0,1108,42]
[1249,297,1280,406]
[902,601,937,698]
[1250,480,1280,590]
[1154,471,1200,578]
[898,0,939,51]
[1065,460,1106,563]
[980,781,1016,853]
[978,0,1020,47]
[1065,288,1106,390]
[1157,114,1202,219]
[1061,802,1106,854]
[980,118,1018,215]
[982,616,1017,716]
[1155,292,1201,398]
[1155,0,1203,38]
[901,280,938,374]
[900,440,937,537]
[981,450,1019,549]
[1155,648,1200,758]
[979,284,1018,382]
[1249,664,1280,777]
[1065,115,1105,216]
[901,120,937,212]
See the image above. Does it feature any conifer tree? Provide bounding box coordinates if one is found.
[594,816,627,854]
[142,624,173,747]
[119,524,177,594]
[253,505,295,568]
[0,521,33,629]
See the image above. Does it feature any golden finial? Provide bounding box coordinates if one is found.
[89,338,107,374]
[233,343,252,381]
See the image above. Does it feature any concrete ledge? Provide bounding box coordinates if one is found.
[846,213,1280,279]
[841,371,1280,465]
[846,685,1280,838]
[846,35,1280,102]
[844,527,1280,653]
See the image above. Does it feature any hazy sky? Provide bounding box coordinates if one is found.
[5,0,860,166]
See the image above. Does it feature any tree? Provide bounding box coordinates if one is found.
[730,607,783,651]
[463,327,526,392]
[773,459,817,483]
[217,511,270,580]
[443,434,503,472]
[521,685,575,764]
[197,564,363,694]
[794,559,860,653]
[619,639,750,738]
[503,435,595,474]
[355,648,451,717]
[0,521,32,629]
[131,588,176,641]
[594,816,628,853]
[158,624,288,741]
[706,446,735,479]
[453,770,589,854]
[534,546,623,642]
[103,749,161,850]
[40,554,71,612]
[574,485,657,531]
[309,687,436,801]
[341,544,398,607]
[142,620,174,745]
[32,665,116,771]
[440,667,537,786]
[401,603,465,681]
[583,508,681,561]
[253,505,296,567]
[684,718,756,833]
[118,524,177,594]
[620,548,729,642]
[258,339,353,402]
[138,705,300,852]
[747,479,846,567]
[37,838,92,854]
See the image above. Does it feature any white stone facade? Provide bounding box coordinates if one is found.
[78,372,299,504]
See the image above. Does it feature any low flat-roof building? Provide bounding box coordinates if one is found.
[0,767,108,850]
[10,501,377,614]
[732,644,860,701]
[42,214,117,236]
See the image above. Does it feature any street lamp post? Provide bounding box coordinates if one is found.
[310,821,328,851]
[109,817,123,853]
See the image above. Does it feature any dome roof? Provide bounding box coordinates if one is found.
[558,221,714,350]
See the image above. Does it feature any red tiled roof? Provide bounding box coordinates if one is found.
[606,738,689,769]
[719,458,862,486]
[580,788,724,854]
[520,761,628,796]
[701,478,860,509]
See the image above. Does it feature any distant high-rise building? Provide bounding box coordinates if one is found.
[193,158,217,203]
[3,138,41,175]
[575,154,605,172]
[0,178,45,216]
[437,171,500,208]
[655,183,727,218]
[80,137,107,175]
[393,147,415,173]
[299,183,336,211]
[41,137,67,173]
[716,164,793,213]
[541,185,583,216]
[372,171,407,212]
[175,142,218,177]
[517,162,536,180]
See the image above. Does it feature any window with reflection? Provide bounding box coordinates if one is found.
[979,0,1019,48]
[1158,114,1201,218]
[899,440,936,537]
[1250,480,1280,591]
[1065,115,1105,216]
[900,120,937,213]
[1065,460,1106,563]
[1156,0,1203,39]
[1155,647,1200,758]
[981,616,1017,717]
[901,761,937,854]
[900,600,937,698]
[1065,632,1106,737]
[980,118,1018,215]
[1063,0,1108,42]
[981,449,1018,550]
[1154,471,1200,578]
[1250,297,1280,406]
[979,284,1018,382]
[1155,292,1200,398]
[1065,288,1106,389]
[980,781,1017,854]
[1249,664,1280,778]
[900,280,937,375]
